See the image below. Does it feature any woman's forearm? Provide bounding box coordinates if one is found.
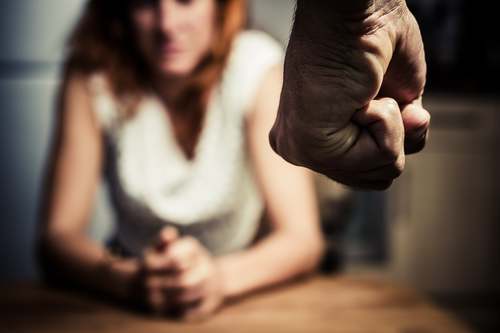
[39,231,140,301]
[216,229,324,299]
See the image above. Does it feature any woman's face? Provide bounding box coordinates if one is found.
[130,0,217,78]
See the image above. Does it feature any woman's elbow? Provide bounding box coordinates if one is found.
[36,232,60,285]
[36,221,76,284]
[297,231,325,275]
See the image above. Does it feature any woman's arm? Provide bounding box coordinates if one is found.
[216,65,325,299]
[38,73,139,301]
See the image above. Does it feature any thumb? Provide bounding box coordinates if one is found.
[400,98,430,154]
[155,226,179,252]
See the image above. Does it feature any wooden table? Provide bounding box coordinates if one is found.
[0,275,474,333]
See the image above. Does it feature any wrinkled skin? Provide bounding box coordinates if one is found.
[270,0,429,190]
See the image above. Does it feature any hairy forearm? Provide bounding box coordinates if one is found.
[38,230,139,301]
[216,230,324,299]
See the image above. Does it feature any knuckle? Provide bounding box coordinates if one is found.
[170,257,184,272]
[394,154,405,176]
[179,238,202,259]
[385,99,400,114]
[386,154,405,179]
[379,143,401,163]
[378,99,401,125]
[391,158,405,178]
[269,126,279,154]
[178,275,196,290]
[184,236,199,248]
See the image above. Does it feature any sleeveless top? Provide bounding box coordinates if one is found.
[87,31,284,257]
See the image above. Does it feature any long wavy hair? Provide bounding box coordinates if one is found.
[63,0,247,155]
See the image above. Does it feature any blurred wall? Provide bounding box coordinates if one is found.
[388,96,500,293]
[0,0,86,281]
[248,0,294,45]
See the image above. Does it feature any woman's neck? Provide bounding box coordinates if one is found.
[152,73,189,109]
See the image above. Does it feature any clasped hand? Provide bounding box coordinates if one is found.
[138,227,223,321]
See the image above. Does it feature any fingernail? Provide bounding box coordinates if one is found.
[408,122,429,139]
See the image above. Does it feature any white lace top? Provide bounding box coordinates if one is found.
[88,31,284,257]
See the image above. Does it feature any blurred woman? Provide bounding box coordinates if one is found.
[38,0,323,320]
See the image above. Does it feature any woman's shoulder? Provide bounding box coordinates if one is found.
[69,70,123,131]
[221,30,284,113]
[232,30,283,49]
[84,71,114,98]
[229,30,284,67]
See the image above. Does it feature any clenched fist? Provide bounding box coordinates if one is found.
[270,0,429,190]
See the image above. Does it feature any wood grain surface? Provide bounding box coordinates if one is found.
[0,275,475,333]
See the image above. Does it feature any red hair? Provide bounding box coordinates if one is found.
[64,0,247,156]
